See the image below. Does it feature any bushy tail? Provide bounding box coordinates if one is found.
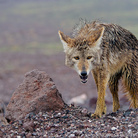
[122,57,138,108]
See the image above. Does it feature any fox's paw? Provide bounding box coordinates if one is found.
[113,103,120,112]
[91,112,105,118]
[91,107,106,118]
[91,113,100,119]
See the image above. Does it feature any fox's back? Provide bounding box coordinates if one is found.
[74,21,138,51]
[101,23,138,52]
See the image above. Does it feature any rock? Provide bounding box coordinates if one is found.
[81,108,90,117]
[68,94,87,105]
[23,120,35,132]
[111,127,117,131]
[68,134,75,138]
[6,69,65,121]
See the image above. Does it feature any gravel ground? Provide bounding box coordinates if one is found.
[0,52,137,138]
[0,105,138,138]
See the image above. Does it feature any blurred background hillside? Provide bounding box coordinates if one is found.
[0,0,138,112]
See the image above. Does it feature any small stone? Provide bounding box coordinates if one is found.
[74,130,81,136]
[38,112,43,116]
[88,120,92,123]
[15,126,18,129]
[69,133,75,137]
[26,133,32,138]
[136,124,138,130]
[23,121,34,132]
[66,110,70,114]
[70,103,75,107]
[54,113,61,118]
[106,134,113,137]
[62,115,68,119]
[32,132,37,136]
[128,124,132,127]
[111,127,117,131]
[81,108,88,115]
[123,109,132,117]
[18,120,23,125]
[68,94,87,105]
[110,112,117,117]
[128,129,132,134]
[50,128,57,133]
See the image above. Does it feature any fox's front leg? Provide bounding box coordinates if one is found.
[92,69,109,118]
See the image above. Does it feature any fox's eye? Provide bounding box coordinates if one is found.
[74,56,80,60]
[87,56,92,60]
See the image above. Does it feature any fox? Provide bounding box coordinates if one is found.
[58,20,138,118]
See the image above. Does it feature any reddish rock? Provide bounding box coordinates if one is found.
[23,120,35,132]
[6,69,65,121]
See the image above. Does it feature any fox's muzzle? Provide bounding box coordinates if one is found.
[80,71,88,83]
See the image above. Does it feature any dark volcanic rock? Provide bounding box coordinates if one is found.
[5,69,65,121]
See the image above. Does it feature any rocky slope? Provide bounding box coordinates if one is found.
[0,69,137,137]
[0,106,138,137]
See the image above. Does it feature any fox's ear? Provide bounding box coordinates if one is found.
[88,27,105,47]
[58,31,73,52]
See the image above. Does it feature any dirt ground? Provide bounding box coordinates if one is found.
[0,52,129,113]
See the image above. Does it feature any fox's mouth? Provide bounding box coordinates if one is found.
[80,75,88,83]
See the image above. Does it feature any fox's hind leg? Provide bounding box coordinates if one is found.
[122,64,138,108]
[109,72,121,112]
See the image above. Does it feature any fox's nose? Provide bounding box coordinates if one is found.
[81,71,87,77]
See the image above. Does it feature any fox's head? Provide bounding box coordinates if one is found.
[58,25,104,83]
